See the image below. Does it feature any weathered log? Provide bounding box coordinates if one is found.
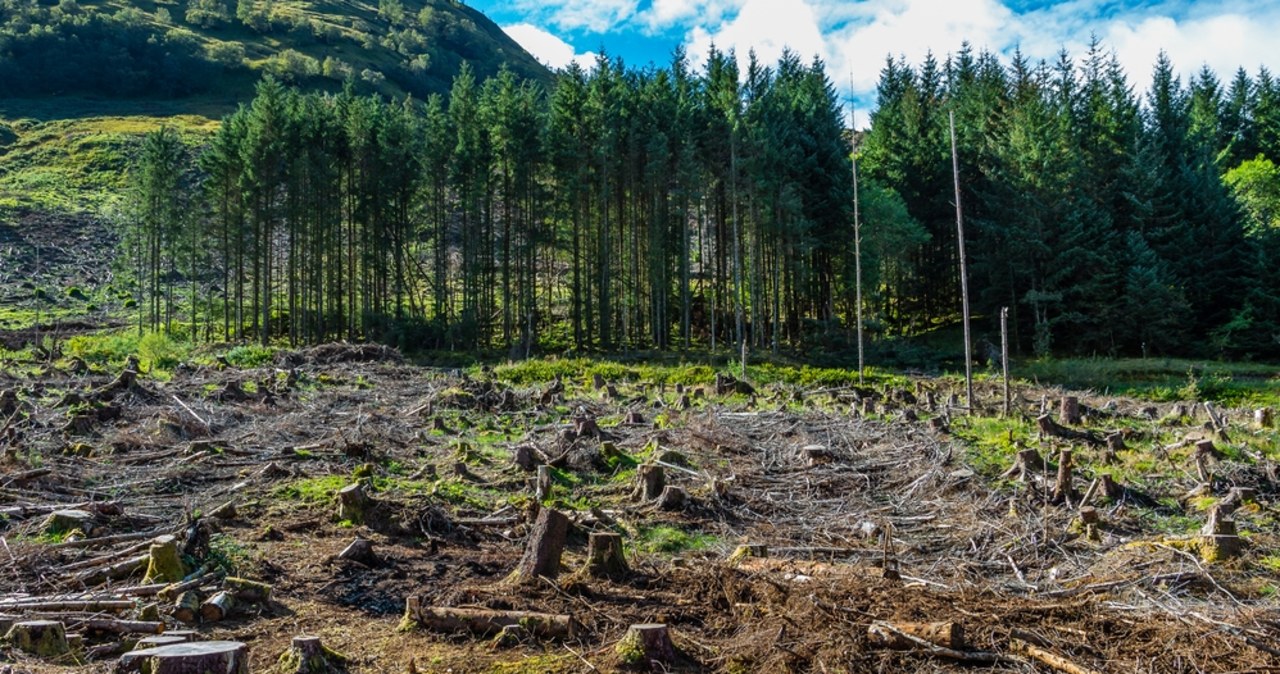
[222,577,271,603]
[143,535,186,584]
[76,555,149,587]
[0,599,134,612]
[868,621,965,650]
[172,591,201,624]
[513,508,568,582]
[4,619,70,657]
[199,590,235,622]
[118,641,249,674]
[404,599,576,640]
[158,571,220,602]
[584,532,628,579]
[635,464,665,502]
[615,624,675,669]
[78,618,164,635]
[278,635,348,674]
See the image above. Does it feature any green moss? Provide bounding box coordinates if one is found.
[275,475,349,504]
[634,525,717,555]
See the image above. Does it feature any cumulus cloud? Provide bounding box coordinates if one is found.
[503,23,598,71]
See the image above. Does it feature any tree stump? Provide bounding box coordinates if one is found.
[208,500,237,521]
[635,464,665,502]
[491,624,526,649]
[337,483,370,523]
[535,465,552,501]
[656,486,687,511]
[1200,505,1242,563]
[1059,396,1081,425]
[1255,408,1274,429]
[1052,449,1075,503]
[592,373,607,391]
[199,591,236,622]
[1104,432,1125,464]
[143,535,186,584]
[1100,473,1123,500]
[119,641,249,674]
[584,532,628,579]
[42,509,95,537]
[279,635,347,674]
[1000,448,1045,481]
[1078,506,1100,525]
[574,416,601,439]
[4,620,70,657]
[927,416,948,433]
[623,410,645,425]
[616,624,675,669]
[513,508,568,582]
[512,445,539,472]
[802,445,833,466]
[338,538,379,566]
[173,591,201,624]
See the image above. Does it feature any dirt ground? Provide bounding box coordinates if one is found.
[0,340,1278,673]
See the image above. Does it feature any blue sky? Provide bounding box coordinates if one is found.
[469,0,1280,127]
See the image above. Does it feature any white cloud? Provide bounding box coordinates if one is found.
[512,0,641,32]
[687,0,829,73]
[502,23,598,71]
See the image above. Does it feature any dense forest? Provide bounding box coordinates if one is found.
[0,0,548,99]
[123,42,1280,360]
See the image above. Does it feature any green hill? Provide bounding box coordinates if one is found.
[0,0,551,103]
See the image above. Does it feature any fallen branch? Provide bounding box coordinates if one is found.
[867,621,1015,664]
[1011,639,1103,674]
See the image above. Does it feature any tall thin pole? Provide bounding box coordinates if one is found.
[950,111,974,411]
[1001,307,1010,417]
[850,91,864,386]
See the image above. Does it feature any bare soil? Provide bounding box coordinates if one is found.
[0,344,1277,673]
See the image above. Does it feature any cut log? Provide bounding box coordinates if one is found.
[1011,639,1104,674]
[584,532,628,579]
[615,624,675,669]
[1059,396,1081,425]
[172,591,201,624]
[223,577,271,603]
[868,621,965,650]
[143,535,186,584]
[338,538,379,567]
[513,508,568,582]
[404,600,576,640]
[4,619,70,657]
[656,486,687,511]
[158,570,220,602]
[199,590,236,622]
[118,641,249,674]
[279,635,348,674]
[134,636,189,650]
[76,554,149,585]
[78,619,163,635]
[635,464,665,502]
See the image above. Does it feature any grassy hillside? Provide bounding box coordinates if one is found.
[0,0,551,103]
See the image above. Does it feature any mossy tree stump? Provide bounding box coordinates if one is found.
[118,641,249,674]
[143,535,186,584]
[279,635,347,674]
[634,464,665,502]
[513,508,568,583]
[584,532,628,579]
[336,483,371,523]
[616,624,674,670]
[5,620,70,657]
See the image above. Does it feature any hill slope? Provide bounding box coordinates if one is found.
[0,0,552,103]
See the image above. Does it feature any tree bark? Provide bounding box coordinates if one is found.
[118,641,249,674]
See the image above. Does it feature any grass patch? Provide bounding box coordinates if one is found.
[633,525,718,555]
[274,475,349,504]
